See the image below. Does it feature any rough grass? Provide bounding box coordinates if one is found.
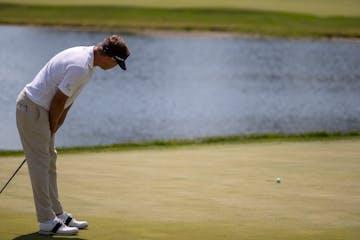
[0,4,359,38]
[1,140,360,239]
[1,132,360,157]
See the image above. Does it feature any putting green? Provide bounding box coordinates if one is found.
[1,140,360,239]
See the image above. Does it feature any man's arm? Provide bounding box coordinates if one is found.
[54,104,72,134]
[49,89,69,136]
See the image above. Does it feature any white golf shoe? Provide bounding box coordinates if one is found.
[58,212,88,229]
[39,217,78,235]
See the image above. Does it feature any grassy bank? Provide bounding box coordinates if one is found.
[0,4,360,38]
[1,132,359,157]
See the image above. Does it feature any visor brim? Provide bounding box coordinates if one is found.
[115,59,127,70]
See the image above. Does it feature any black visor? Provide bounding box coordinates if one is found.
[102,43,128,70]
[113,55,127,70]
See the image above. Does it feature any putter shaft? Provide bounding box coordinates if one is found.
[0,159,26,195]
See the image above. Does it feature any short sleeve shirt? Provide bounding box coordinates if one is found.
[24,46,94,111]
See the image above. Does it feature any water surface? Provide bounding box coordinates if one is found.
[0,26,359,150]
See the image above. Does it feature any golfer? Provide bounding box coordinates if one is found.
[16,35,130,235]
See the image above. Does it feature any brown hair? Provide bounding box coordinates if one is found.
[99,35,130,59]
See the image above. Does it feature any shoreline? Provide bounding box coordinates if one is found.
[1,132,359,156]
[3,23,360,43]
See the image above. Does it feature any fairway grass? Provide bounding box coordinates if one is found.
[1,140,359,239]
[0,4,359,39]
[1,0,359,16]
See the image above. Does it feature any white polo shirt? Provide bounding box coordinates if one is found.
[24,46,95,111]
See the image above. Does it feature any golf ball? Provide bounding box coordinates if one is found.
[276,177,281,183]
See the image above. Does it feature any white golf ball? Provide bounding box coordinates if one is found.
[276,177,281,183]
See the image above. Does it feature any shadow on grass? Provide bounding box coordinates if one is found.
[13,232,87,240]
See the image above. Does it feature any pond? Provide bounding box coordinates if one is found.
[0,25,359,150]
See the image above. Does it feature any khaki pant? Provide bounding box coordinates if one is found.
[16,90,63,223]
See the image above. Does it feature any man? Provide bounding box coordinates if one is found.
[16,35,130,235]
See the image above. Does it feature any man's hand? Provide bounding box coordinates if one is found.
[49,89,69,136]
[54,104,72,134]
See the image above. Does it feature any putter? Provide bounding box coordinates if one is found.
[0,159,26,195]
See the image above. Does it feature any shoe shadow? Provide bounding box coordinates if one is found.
[12,232,88,240]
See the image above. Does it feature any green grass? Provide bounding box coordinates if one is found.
[1,131,359,157]
[0,0,359,16]
[1,140,360,239]
[0,4,359,38]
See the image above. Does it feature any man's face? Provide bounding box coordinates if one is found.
[100,55,118,70]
